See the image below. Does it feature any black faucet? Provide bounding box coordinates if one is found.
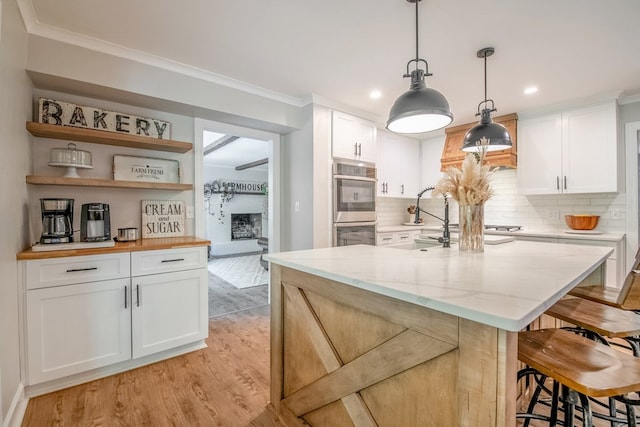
[414,186,450,248]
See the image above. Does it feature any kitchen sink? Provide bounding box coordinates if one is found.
[386,240,440,251]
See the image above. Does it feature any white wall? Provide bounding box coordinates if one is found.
[0,0,32,424]
[378,169,627,234]
[25,35,305,135]
[281,105,314,251]
[28,89,196,243]
[203,165,267,256]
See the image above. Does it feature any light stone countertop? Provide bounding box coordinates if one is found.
[266,241,612,331]
[415,225,625,242]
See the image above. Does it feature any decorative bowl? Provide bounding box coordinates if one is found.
[565,215,599,230]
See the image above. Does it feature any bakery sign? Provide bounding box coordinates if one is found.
[141,200,185,238]
[38,98,171,139]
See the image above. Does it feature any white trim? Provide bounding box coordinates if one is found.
[625,121,640,270]
[16,1,304,108]
[194,119,281,256]
[2,383,27,427]
[619,93,640,105]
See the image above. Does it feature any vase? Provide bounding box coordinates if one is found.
[458,204,484,252]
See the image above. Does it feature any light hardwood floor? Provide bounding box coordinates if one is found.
[22,305,285,427]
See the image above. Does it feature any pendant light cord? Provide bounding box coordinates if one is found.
[483,51,488,103]
[414,0,419,63]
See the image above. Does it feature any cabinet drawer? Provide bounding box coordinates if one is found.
[377,233,396,246]
[131,247,207,276]
[26,253,130,290]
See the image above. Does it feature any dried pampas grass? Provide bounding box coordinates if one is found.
[434,137,495,205]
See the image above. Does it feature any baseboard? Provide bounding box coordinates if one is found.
[3,383,28,427]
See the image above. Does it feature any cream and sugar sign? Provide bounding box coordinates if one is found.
[141,200,185,238]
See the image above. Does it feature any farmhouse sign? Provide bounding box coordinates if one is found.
[209,180,267,195]
[38,98,171,139]
[113,155,181,183]
[141,200,185,238]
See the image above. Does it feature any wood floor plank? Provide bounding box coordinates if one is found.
[21,305,286,427]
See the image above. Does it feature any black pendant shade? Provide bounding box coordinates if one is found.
[461,47,512,152]
[386,0,453,134]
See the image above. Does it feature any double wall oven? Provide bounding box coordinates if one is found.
[332,159,376,246]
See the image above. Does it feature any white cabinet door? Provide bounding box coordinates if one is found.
[421,135,445,189]
[26,278,131,384]
[131,268,208,358]
[517,114,562,195]
[562,102,618,193]
[517,101,618,195]
[377,130,420,197]
[332,111,377,163]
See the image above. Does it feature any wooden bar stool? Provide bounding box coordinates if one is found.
[569,249,640,313]
[517,328,640,426]
[545,297,640,356]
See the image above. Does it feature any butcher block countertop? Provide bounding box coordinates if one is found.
[17,236,210,260]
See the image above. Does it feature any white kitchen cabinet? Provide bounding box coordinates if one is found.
[26,278,131,384]
[518,101,618,194]
[131,268,208,358]
[332,111,377,163]
[559,238,623,288]
[420,134,446,189]
[377,130,420,198]
[376,229,423,246]
[22,245,209,388]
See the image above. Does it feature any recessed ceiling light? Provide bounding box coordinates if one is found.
[370,90,382,99]
[524,86,538,95]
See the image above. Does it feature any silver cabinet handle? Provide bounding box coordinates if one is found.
[66,267,98,273]
[564,176,567,190]
[124,285,128,309]
[354,142,358,156]
[401,184,404,194]
[161,258,185,263]
[136,285,140,307]
[556,176,560,191]
[357,143,362,156]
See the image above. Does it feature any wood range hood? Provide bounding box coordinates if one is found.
[440,113,517,171]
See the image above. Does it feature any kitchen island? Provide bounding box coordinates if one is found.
[266,241,612,427]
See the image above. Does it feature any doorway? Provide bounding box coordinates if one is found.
[194,118,280,318]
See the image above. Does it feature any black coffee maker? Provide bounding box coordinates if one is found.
[80,203,111,242]
[40,198,74,244]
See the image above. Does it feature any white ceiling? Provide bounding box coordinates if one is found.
[26,0,640,129]
[203,131,269,171]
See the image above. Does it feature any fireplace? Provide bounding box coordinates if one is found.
[231,213,262,240]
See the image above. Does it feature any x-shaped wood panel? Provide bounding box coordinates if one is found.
[281,284,457,426]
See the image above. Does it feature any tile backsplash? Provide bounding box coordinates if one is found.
[377,169,626,233]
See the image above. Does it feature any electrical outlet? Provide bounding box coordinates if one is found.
[611,208,621,220]
[294,201,300,213]
[186,205,194,219]
[548,209,560,219]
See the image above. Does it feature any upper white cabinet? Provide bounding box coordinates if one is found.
[421,134,446,189]
[517,101,619,194]
[377,130,420,198]
[332,111,377,163]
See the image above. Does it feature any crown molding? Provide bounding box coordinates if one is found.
[619,91,640,105]
[17,0,306,108]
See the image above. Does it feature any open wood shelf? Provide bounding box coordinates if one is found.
[26,122,192,153]
[26,175,193,191]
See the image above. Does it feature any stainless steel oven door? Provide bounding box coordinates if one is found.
[333,175,376,223]
[333,222,376,247]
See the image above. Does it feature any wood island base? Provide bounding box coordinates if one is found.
[269,265,517,427]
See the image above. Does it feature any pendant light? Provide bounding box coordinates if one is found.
[461,47,512,152]
[386,0,453,134]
